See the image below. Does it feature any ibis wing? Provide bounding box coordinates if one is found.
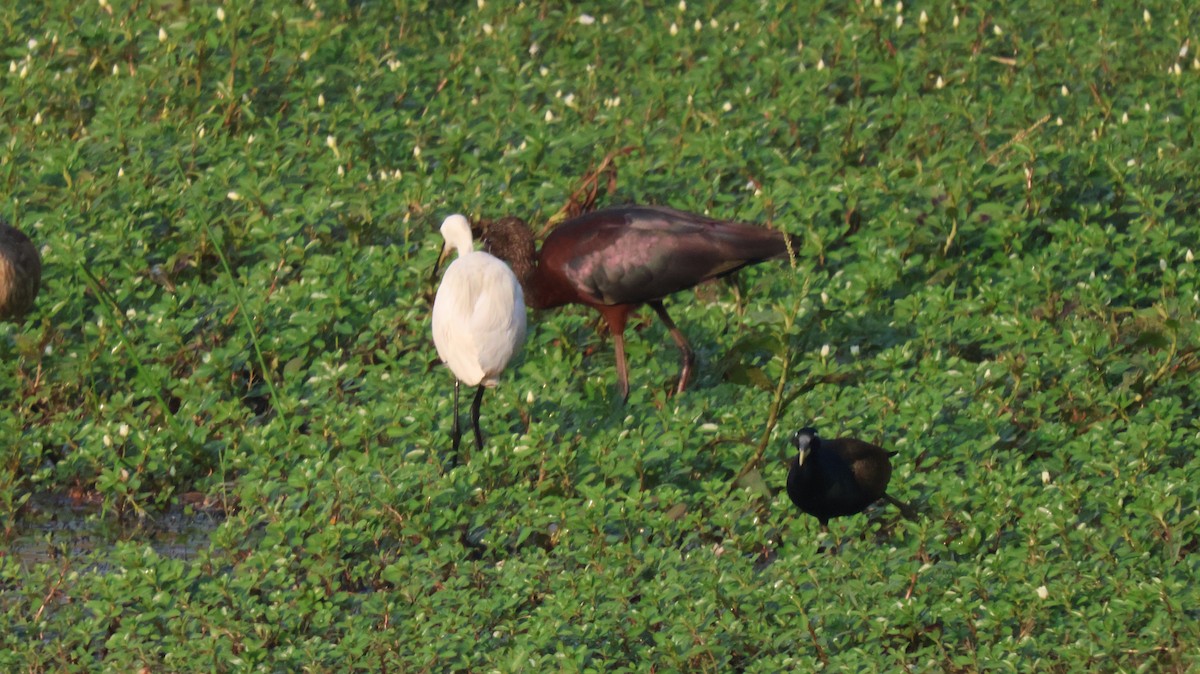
[551,206,789,305]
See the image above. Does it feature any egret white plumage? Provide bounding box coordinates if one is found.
[431,214,527,457]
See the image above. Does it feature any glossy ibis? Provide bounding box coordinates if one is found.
[431,214,527,457]
[787,427,917,530]
[481,205,798,400]
[0,220,41,322]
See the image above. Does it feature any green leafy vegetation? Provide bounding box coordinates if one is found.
[2,1,1198,670]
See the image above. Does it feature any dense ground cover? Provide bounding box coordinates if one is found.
[2,1,1198,670]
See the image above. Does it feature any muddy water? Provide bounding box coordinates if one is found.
[4,496,224,570]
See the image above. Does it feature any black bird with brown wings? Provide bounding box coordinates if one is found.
[481,205,798,400]
[786,427,916,529]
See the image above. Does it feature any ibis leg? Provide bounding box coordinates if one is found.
[649,300,695,394]
[470,385,486,454]
[599,307,632,402]
[612,331,631,401]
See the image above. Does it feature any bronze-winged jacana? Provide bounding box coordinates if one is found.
[431,214,527,457]
[787,427,916,530]
[480,205,798,400]
[0,219,41,322]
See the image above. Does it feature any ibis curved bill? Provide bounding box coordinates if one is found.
[431,214,527,457]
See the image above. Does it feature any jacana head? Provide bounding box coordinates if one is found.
[480,216,537,276]
[791,427,820,465]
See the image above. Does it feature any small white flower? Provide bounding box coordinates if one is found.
[526,390,534,404]
[578,13,595,25]
[1186,249,1194,262]
[1159,258,1168,272]
[936,75,945,89]
[477,0,485,7]
[694,19,702,31]
[337,165,344,176]
[1181,42,1190,59]
[817,58,826,70]
[678,0,686,9]
[528,42,539,56]
[1056,117,1063,126]
[317,93,325,107]
[1143,9,1151,25]
[158,27,167,42]
[119,423,130,438]
[544,109,554,122]
[896,15,903,28]
[28,38,38,50]
[482,23,493,35]
[1061,85,1069,96]
[216,6,226,22]
[413,145,421,158]
[1041,470,1051,484]
[33,111,42,124]
[1036,585,1049,600]
[1121,111,1129,123]
[850,344,861,356]
[300,50,311,62]
[820,344,831,358]
[918,10,928,31]
[993,24,1003,36]
[117,166,124,177]
[227,191,241,201]
[953,14,960,28]
[895,1,903,12]
[669,22,678,36]
[325,135,337,150]
[722,101,732,112]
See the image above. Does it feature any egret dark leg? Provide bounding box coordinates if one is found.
[470,385,486,454]
[649,300,694,395]
[450,379,462,455]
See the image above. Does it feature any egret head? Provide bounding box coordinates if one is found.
[431,214,475,283]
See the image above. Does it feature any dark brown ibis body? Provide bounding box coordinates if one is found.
[0,220,41,322]
[482,205,797,399]
[787,427,915,528]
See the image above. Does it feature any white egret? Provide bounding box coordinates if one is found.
[431,214,526,458]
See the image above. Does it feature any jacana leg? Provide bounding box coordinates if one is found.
[450,379,463,455]
[470,385,486,454]
[649,300,694,394]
